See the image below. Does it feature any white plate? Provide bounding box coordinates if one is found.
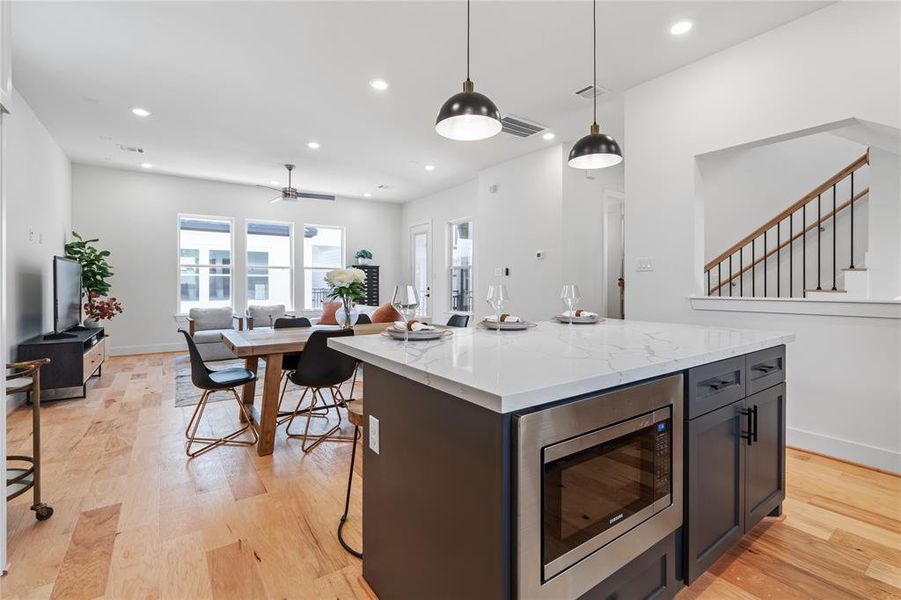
[479,319,536,331]
[554,314,602,324]
[384,327,453,341]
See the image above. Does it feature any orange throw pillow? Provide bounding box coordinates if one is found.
[371,303,402,323]
[319,301,342,325]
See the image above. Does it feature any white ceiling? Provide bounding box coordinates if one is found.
[12,1,828,202]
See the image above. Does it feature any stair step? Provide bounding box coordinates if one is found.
[842,267,868,272]
[805,288,847,293]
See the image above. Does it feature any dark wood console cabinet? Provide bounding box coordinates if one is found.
[683,346,786,583]
[17,328,106,398]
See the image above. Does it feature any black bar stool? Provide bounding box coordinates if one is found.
[177,329,259,458]
[284,329,358,453]
[339,397,364,558]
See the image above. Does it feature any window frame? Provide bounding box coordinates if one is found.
[302,223,346,310]
[245,219,295,311]
[176,213,235,315]
[448,217,474,315]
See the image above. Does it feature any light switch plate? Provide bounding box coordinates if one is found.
[636,257,654,272]
[369,415,380,454]
[494,267,503,277]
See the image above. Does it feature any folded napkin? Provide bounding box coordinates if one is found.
[562,309,598,318]
[485,314,521,323]
[393,320,435,332]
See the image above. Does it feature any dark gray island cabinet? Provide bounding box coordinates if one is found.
[329,320,791,600]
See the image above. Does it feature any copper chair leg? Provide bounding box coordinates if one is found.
[185,388,259,459]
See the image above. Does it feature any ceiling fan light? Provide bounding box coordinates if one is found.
[435,83,502,141]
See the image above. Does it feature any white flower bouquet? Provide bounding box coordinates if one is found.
[325,268,367,328]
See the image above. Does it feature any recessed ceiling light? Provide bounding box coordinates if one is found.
[140,162,152,168]
[132,107,151,117]
[363,192,372,198]
[307,141,320,149]
[369,78,389,91]
[670,20,693,35]
[542,132,556,141]
[424,164,436,171]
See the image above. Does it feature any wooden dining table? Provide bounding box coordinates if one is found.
[220,322,391,456]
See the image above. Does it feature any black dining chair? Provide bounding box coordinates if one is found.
[273,317,315,424]
[177,329,259,458]
[447,314,470,327]
[285,329,359,453]
[355,313,372,325]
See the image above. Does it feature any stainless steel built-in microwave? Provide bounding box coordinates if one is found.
[515,375,683,599]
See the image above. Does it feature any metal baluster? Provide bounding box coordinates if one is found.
[803,204,807,297]
[764,229,768,297]
[832,184,837,291]
[789,212,793,298]
[817,194,822,290]
[739,246,744,296]
[777,220,781,297]
[729,255,733,297]
[718,263,722,297]
[752,238,756,297]
[850,171,855,269]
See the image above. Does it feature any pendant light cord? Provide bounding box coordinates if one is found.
[593,0,597,125]
[466,0,471,81]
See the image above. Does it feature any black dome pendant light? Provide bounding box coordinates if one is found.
[435,0,502,141]
[568,0,622,169]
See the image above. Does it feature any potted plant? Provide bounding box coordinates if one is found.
[355,248,373,265]
[64,232,123,327]
[324,268,367,329]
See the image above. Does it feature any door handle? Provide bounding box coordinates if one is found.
[752,405,759,443]
[741,408,753,446]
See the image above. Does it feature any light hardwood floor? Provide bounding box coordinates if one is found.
[2,353,900,599]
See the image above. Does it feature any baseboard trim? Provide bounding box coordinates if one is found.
[109,342,184,356]
[787,426,900,474]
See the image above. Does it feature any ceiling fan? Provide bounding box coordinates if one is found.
[258,164,335,203]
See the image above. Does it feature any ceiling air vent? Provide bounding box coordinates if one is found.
[574,84,609,100]
[500,115,546,138]
[117,144,145,154]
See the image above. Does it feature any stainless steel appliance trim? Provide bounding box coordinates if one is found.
[515,374,683,600]
[543,407,671,464]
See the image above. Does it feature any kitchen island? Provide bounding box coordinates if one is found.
[329,319,793,600]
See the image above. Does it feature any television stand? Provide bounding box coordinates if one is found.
[18,328,106,400]
[42,332,77,341]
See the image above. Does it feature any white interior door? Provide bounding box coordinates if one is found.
[603,191,625,319]
[411,223,431,317]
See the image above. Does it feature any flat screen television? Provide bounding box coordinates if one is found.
[53,256,83,334]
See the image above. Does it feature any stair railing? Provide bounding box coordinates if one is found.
[705,150,869,298]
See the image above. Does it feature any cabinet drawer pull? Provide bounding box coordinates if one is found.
[752,364,778,374]
[705,379,733,391]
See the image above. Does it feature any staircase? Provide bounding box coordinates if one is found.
[705,151,870,299]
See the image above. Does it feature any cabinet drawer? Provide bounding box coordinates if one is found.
[686,356,746,419]
[83,338,105,380]
[746,345,785,395]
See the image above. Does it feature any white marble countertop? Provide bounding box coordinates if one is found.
[328,319,794,413]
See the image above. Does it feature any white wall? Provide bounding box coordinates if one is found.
[701,132,868,262]
[624,2,901,471]
[401,144,623,324]
[72,164,401,355]
[5,87,71,411]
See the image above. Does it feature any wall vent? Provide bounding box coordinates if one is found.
[574,84,609,100]
[117,144,145,154]
[500,115,546,138]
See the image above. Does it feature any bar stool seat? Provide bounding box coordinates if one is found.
[339,398,364,558]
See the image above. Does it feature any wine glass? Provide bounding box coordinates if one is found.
[560,284,582,324]
[486,284,510,332]
[392,285,419,340]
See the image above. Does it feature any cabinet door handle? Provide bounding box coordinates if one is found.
[741,408,753,446]
[752,405,759,443]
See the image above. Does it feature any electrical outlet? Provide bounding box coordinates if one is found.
[636,257,654,272]
[494,267,503,277]
[369,414,380,454]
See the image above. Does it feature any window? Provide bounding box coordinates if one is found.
[449,220,473,312]
[303,225,344,309]
[178,216,233,313]
[246,221,293,308]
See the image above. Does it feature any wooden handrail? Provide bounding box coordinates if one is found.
[709,187,869,294]
[705,150,869,272]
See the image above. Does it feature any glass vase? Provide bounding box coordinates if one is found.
[336,299,359,329]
